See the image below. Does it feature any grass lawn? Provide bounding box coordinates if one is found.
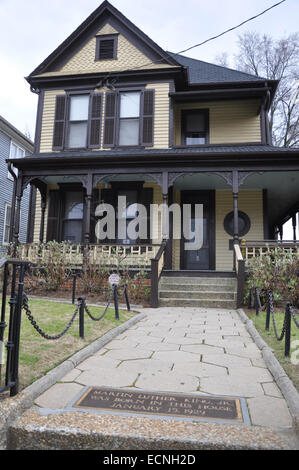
[1,298,136,392]
[245,308,299,392]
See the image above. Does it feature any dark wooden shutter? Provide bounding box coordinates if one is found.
[46,190,60,241]
[53,95,66,150]
[88,92,102,148]
[141,90,154,146]
[103,92,117,147]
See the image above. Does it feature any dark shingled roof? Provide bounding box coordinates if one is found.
[167,52,266,85]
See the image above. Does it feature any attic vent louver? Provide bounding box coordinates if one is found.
[96,35,118,61]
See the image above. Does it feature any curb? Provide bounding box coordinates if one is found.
[237,308,299,433]
[0,311,146,449]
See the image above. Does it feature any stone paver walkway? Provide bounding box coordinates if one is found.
[34,307,294,430]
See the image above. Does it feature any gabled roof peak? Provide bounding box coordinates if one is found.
[28,1,179,80]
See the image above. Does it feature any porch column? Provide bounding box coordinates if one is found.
[84,193,92,245]
[39,195,47,244]
[83,174,93,246]
[292,214,297,241]
[13,175,23,250]
[162,171,169,241]
[232,171,239,246]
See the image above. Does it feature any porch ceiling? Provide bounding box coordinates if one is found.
[242,171,299,227]
[173,171,299,228]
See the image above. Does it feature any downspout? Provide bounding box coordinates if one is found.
[7,163,17,245]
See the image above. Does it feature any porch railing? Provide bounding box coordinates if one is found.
[15,243,161,269]
[241,240,299,265]
[234,244,245,309]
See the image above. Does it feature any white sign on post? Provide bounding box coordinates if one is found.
[108,274,120,286]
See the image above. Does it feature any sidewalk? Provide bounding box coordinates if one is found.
[7,307,299,450]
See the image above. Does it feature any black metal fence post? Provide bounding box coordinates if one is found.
[72,274,77,305]
[266,291,271,331]
[78,297,85,340]
[255,288,260,316]
[123,284,131,312]
[5,264,17,387]
[10,263,26,397]
[113,285,119,321]
[284,302,291,358]
[0,263,9,381]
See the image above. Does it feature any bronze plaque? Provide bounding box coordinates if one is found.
[73,387,244,423]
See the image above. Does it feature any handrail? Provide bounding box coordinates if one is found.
[234,244,245,309]
[150,241,167,308]
[242,240,299,246]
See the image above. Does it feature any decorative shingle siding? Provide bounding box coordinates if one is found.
[39,23,173,77]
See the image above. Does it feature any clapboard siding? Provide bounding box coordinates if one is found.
[174,100,261,145]
[215,190,264,270]
[40,83,170,153]
[0,129,32,253]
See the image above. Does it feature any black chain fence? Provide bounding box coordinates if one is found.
[0,258,131,397]
[252,287,299,357]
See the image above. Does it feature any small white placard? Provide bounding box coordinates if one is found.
[108,274,120,286]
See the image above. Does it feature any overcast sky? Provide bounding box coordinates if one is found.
[0,0,298,139]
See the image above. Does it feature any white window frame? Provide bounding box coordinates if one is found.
[3,203,11,245]
[8,141,25,180]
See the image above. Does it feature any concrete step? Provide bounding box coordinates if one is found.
[7,408,292,450]
[159,298,237,309]
[160,277,237,286]
[159,290,236,300]
[159,283,236,292]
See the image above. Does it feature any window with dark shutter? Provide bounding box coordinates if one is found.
[103,92,116,147]
[53,95,66,150]
[89,92,102,148]
[96,35,118,61]
[141,90,154,146]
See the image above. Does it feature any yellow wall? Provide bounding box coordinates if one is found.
[215,190,264,270]
[171,189,264,271]
[174,100,261,144]
[39,83,170,153]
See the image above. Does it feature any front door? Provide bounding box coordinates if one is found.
[180,190,215,270]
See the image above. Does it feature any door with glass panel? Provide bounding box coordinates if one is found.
[180,191,215,270]
[61,191,84,244]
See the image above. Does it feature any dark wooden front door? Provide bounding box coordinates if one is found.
[180,190,215,270]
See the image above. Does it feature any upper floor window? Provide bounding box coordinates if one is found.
[119,92,141,146]
[181,109,209,146]
[96,35,118,61]
[8,142,25,180]
[103,89,154,148]
[67,94,90,149]
[53,92,102,150]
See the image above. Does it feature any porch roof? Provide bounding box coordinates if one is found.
[7,144,299,170]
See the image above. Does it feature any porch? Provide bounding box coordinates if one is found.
[7,155,299,307]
